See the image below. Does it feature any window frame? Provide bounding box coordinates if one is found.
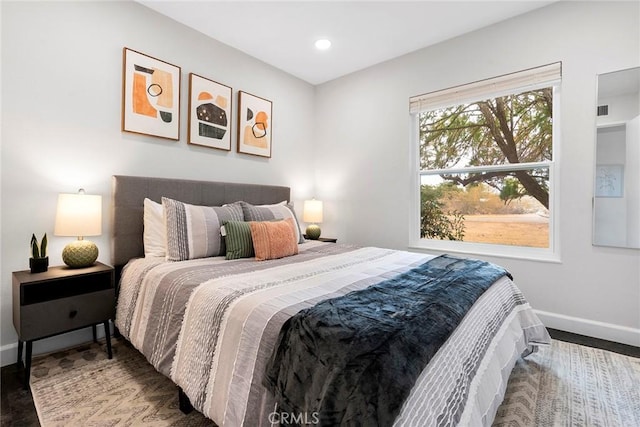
[409,67,561,262]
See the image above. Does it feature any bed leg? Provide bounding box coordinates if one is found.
[178,388,194,414]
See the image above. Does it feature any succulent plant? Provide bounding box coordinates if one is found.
[30,233,48,259]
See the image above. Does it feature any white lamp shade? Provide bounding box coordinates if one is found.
[303,199,323,223]
[54,193,102,237]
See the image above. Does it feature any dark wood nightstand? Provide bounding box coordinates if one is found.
[12,262,115,388]
[304,235,337,243]
[317,237,337,243]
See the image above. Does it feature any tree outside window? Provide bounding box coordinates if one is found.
[418,87,553,248]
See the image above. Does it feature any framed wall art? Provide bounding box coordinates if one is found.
[122,47,181,140]
[595,164,624,197]
[237,91,272,158]
[188,73,232,150]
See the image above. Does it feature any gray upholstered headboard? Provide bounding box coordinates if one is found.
[110,175,291,269]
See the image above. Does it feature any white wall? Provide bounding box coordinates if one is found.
[1,1,316,364]
[598,93,640,125]
[2,1,639,367]
[314,1,640,345]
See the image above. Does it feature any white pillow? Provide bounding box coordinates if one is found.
[143,198,166,257]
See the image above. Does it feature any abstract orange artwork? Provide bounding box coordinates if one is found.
[237,91,272,158]
[188,73,232,150]
[122,48,181,140]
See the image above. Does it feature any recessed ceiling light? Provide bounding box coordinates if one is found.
[315,39,331,50]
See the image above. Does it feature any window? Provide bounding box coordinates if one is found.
[410,63,561,259]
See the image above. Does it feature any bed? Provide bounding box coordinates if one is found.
[110,174,550,427]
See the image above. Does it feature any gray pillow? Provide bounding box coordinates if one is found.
[239,201,304,244]
[163,197,243,261]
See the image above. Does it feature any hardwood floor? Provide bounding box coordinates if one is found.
[1,329,638,426]
[547,328,640,358]
[0,361,38,427]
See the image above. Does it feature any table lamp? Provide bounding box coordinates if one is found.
[54,189,102,268]
[303,199,323,240]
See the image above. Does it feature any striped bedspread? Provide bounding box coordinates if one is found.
[115,242,550,426]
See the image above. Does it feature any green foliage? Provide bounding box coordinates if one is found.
[500,177,524,204]
[418,88,552,209]
[30,233,47,259]
[420,185,465,240]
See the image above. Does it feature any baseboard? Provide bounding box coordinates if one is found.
[0,324,109,368]
[535,309,640,347]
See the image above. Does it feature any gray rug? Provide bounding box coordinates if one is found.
[493,339,640,426]
[29,339,213,426]
[29,338,639,426]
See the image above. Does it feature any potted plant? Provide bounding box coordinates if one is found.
[30,233,48,273]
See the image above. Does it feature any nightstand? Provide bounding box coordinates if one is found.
[12,262,115,388]
[317,237,337,243]
[304,235,337,243]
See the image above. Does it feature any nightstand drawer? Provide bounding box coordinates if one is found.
[18,288,115,341]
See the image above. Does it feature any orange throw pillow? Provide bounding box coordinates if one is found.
[249,218,299,261]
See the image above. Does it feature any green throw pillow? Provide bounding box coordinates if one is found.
[223,220,254,260]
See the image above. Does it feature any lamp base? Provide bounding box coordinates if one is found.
[62,239,98,268]
[305,224,321,240]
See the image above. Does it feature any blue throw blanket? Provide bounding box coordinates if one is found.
[263,254,512,426]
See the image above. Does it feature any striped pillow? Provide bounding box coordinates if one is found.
[240,201,304,244]
[163,197,243,261]
[222,220,255,260]
[249,218,299,261]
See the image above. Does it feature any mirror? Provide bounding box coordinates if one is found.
[593,67,640,248]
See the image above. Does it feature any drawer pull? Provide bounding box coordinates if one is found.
[69,310,78,319]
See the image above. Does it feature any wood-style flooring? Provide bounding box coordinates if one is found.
[1,329,639,426]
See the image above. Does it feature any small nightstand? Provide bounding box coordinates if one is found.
[304,235,337,243]
[317,237,337,243]
[12,262,115,388]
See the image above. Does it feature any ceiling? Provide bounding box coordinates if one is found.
[598,67,640,98]
[138,1,555,85]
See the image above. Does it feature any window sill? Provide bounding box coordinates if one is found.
[408,239,561,264]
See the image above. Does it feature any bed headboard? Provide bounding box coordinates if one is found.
[110,175,291,269]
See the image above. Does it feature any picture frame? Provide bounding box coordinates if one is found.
[237,91,272,158]
[122,47,181,140]
[595,164,624,197]
[188,73,232,151]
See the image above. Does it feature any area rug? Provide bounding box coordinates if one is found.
[29,338,213,426]
[493,339,640,426]
[29,338,639,426]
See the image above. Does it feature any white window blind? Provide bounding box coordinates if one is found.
[409,62,561,114]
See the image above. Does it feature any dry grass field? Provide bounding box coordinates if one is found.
[460,214,549,248]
